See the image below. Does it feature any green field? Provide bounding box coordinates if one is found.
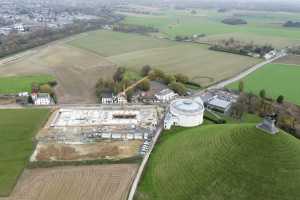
[0,109,50,196]
[136,124,300,200]
[0,75,55,94]
[228,63,300,105]
[123,9,300,47]
[67,30,175,57]
[67,30,260,86]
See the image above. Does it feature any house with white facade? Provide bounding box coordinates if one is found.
[31,93,52,105]
[155,89,178,103]
[101,92,114,104]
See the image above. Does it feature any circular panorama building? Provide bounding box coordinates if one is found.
[164,98,205,129]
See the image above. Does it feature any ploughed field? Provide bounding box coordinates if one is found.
[275,55,300,65]
[228,63,300,105]
[1,164,137,200]
[0,109,50,197]
[136,124,300,200]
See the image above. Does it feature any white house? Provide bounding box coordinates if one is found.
[155,89,178,103]
[101,92,114,104]
[31,93,52,105]
[101,92,127,104]
[264,50,277,60]
[13,23,25,32]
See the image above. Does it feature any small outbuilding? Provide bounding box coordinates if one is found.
[155,89,178,103]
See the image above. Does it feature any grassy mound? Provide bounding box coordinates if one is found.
[136,124,300,200]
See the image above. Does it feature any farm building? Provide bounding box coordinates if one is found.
[164,98,205,129]
[31,93,52,105]
[100,92,127,104]
[155,89,178,103]
[101,92,114,104]
[200,89,238,114]
[206,98,232,113]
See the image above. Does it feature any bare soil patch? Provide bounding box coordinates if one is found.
[33,141,142,161]
[0,164,137,200]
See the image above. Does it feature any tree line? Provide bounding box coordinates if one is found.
[113,24,159,34]
[283,21,300,28]
[95,65,196,102]
[210,38,274,57]
[222,18,247,25]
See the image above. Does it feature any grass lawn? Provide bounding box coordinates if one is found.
[0,75,55,94]
[136,124,300,200]
[228,63,300,105]
[0,109,50,196]
[66,30,175,57]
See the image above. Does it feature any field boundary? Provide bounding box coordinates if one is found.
[28,156,142,169]
[127,122,164,200]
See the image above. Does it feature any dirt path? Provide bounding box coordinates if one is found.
[0,164,138,200]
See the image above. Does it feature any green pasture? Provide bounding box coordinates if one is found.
[0,109,50,196]
[67,30,175,57]
[0,75,55,94]
[123,9,300,47]
[228,63,300,105]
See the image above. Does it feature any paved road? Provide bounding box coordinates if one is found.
[127,123,164,200]
[198,53,287,93]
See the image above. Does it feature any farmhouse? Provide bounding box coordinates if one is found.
[155,89,178,103]
[101,92,128,104]
[264,50,277,60]
[101,92,114,104]
[31,93,52,105]
[164,98,205,129]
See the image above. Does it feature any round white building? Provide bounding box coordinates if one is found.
[164,98,205,129]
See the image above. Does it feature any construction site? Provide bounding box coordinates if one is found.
[31,105,163,161]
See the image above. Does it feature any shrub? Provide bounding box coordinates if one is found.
[277,95,284,104]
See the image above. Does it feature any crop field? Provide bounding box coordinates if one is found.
[123,9,300,47]
[0,44,116,104]
[2,164,137,200]
[108,43,260,86]
[67,30,175,57]
[67,30,260,87]
[228,63,300,105]
[0,109,50,197]
[275,55,300,65]
[136,124,300,200]
[0,75,54,94]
